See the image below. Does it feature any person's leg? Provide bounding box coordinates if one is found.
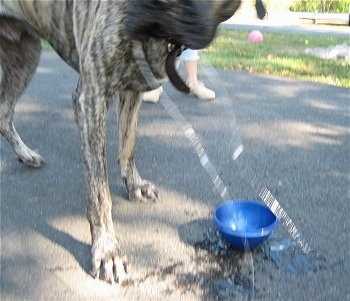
[142,86,163,103]
[142,49,215,103]
[182,60,198,85]
[181,49,215,100]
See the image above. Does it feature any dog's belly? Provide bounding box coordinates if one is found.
[1,0,79,70]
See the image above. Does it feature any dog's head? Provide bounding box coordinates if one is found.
[125,0,241,49]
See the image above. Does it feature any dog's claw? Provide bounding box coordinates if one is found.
[16,148,45,168]
[129,180,160,202]
[91,236,127,284]
[91,256,127,284]
[114,257,128,283]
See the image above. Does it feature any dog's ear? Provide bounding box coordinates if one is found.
[125,0,170,42]
[125,0,241,49]
[215,0,242,24]
[125,0,207,48]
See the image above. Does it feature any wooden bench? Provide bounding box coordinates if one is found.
[300,13,350,26]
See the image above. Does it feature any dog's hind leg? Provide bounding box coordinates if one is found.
[0,20,45,167]
[118,90,160,202]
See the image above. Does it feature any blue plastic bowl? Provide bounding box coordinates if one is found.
[214,200,278,250]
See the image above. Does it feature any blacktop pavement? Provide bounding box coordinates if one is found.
[1,15,350,301]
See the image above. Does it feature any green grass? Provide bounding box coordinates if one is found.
[42,40,51,49]
[202,29,350,88]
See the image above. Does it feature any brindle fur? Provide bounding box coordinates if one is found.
[0,0,241,283]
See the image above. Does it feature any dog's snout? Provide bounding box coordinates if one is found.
[125,0,242,50]
[215,0,242,24]
[178,0,242,49]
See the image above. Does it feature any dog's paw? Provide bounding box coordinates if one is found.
[128,180,160,203]
[91,236,127,284]
[16,146,45,168]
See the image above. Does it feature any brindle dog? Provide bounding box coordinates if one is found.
[0,0,242,283]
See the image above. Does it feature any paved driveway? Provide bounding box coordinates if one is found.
[1,50,349,300]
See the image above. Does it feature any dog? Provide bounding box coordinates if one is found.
[0,0,242,283]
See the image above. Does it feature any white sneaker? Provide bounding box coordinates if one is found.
[142,86,163,103]
[188,81,215,100]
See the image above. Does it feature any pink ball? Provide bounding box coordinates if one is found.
[248,30,263,43]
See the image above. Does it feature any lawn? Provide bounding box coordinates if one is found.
[202,29,349,88]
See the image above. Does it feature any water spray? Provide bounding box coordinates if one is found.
[133,40,313,299]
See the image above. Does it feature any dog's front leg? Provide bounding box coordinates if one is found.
[118,90,159,202]
[73,79,126,283]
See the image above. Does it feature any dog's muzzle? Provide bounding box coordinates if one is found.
[133,41,190,94]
